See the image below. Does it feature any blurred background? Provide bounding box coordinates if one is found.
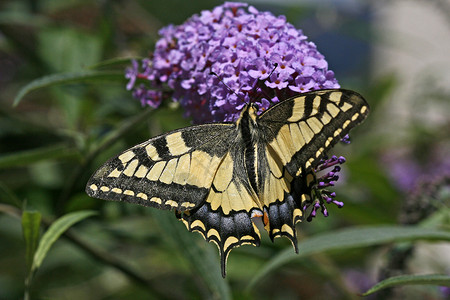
[0,0,449,299]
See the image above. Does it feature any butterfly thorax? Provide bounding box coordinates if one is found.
[236,103,259,129]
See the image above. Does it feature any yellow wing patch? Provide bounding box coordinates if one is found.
[261,146,293,208]
[208,153,259,215]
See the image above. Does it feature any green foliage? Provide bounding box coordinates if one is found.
[248,225,450,290]
[31,210,97,273]
[0,144,79,168]
[13,71,127,106]
[21,211,41,273]
[0,0,449,299]
[151,210,231,300]
[363,274,450,296]
[20,209,96,299]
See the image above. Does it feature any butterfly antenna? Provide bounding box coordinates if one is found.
[268,63,278,77]
[210,71,243,101]
[253,63,278,102]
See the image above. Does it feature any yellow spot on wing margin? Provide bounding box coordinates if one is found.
[150,197,162,204]
[361,106,368,114]
[112,188,122,194]
[342,120,351,129]
[191,220,206,231]
[281,224,294,236]
[207,228,220,240]
[100,186,110,192]
[224,236,239,250]
[137,192,148,200]
[165,200,178,208]
[124,190,135,196]
[181,201,195,209]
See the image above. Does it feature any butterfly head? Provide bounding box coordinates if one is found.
[236,103,259,127]
[247,103,259,119]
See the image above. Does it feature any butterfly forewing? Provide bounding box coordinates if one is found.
[86,123,235,211]
[259,89,369,177]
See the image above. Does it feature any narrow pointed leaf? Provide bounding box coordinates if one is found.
[151,210,231,300]
[31,210,97,272]
[362,274,450,296]
[248,226,450,290]
[0,144,78,168]
[13,71,126,106]
[21,211,42,273]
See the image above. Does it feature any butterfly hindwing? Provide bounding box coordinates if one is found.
[178,140,265,277]
[86,123,235,211]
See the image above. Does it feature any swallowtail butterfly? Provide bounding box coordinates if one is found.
[86,89,369,277]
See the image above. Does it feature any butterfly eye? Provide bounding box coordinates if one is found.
[251,103,259,112]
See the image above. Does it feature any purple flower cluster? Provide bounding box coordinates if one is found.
[303,155,346,221]
[125,2,339,123]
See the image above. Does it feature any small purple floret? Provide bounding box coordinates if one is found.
[341,134,351,144]
[304,155,347,221]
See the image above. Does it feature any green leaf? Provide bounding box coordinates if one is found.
[21,211,42,273]
[31,210,97,272]
[0,144,78,169]
[150,210,231,300]
[247,226,450,290]
[13,71,126,106]
[362,274,450,296]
